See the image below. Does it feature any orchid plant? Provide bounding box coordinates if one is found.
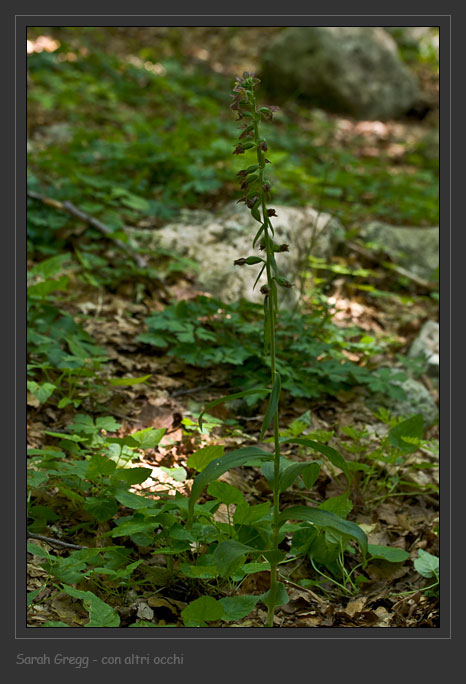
[186,72,367,628]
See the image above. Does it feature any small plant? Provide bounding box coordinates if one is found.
[185,73,368,627]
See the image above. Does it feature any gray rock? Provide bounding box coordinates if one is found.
[366,367,438,426]
[128,203,344,304]
[359,222,438,281]
[261,26,419,120]
[408,320,439,378]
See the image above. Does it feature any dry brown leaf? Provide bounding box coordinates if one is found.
[136,601,155,620]
[345,597,367,617]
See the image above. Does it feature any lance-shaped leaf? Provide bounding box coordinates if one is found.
[280,437,350,483]
[253,263,266,290]
[251,199,262,223]
[198,388,270,431]
[260,371,281,441]
[187,447,273,526]
[279,505,368,562]
[253,223,266,248]
[278,461,321,493]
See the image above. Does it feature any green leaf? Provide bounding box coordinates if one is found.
[110,517,158,538]
[27,588,42,606]
[109,374,152,386]
[261,549,286,565]
[187,447,272,525]
[181,596,224,627]
[30,253,70,279]
[260,371,281,440]
[318,493,353,519]
[213,540,258,577]
[219,595,260,621]
[281,438,350,482]
[198,388,270,431]
[233,501,271,525]
[279,461,320,493]
[301,463,322,489]
[95,416,121,432]
[44,431,85,443]
[130,427,166,450]
[159,466,187,482]
[207,480,244,506]
[251,199,262,222]
[279,505,368,561]
[187,445,224,472]
[414,549,439,578]
[83,497,118,522]
[260,581,289,609]
[27,275,69,298]
[388,414,425,454]
[61,585,120,627]
[368,544,410,563]
[43,621,70,627]
[27,542,52,559]
[113,489,158,510]
[120,193,150,211]
[27,381,56,404]
[87,454,117,480]
[113,467,152,485]
[243,256,265,265]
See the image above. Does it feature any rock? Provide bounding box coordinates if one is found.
[128,203,344,304]
[359,222,438,281]
[408,320,439,378]
[366,368,438,426]
[260,27,419,120]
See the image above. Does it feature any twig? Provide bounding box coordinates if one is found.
[27,190,147,268]
[170,382,219,398]
[346,240,436,290]
[27,531,89,550]
[278,575,326,604]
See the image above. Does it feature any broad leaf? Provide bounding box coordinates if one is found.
[388,414,424,454]
[260,581,289,609]
[219,595,260,621]
[110,517,159,538]
[213,540,258,577]
[207,481,244,506]
[368,544,410,563]
[83,496,118,522]
[187,445,224,472]
[279,505,368,561]
[130,427,166,450]
[318,493,353,519]
[279,461,321,493]
[414,549,439,578]
[233,501,271,525]
[61,585,120,627]
[181,596,224,627]
[187,447,272,525]
[113,467,152,485]
[281,438,350,482]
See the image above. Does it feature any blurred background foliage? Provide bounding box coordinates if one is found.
[27,26,439,256]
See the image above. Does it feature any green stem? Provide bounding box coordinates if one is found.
[250,89,282,628]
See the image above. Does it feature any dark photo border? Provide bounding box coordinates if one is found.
[7,4,459,677]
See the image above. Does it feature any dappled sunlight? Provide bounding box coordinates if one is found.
[27,35,60,54]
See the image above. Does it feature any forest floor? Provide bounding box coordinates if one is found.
[27,27,439,628]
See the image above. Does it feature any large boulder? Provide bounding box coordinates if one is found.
[261,26,419,120]
[127,203,344,304]
[366,368,438,426]
[408,320,439,380]
[358,222,439,281]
